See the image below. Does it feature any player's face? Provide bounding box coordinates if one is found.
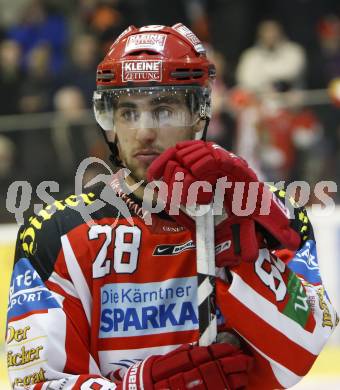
[107,93,199,182]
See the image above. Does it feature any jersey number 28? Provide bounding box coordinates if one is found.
[89,224,141,278]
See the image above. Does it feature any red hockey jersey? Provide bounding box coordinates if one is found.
[6,180,338,389]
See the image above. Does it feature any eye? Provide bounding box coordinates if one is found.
[119,108,139,122]
[153,106,173,121]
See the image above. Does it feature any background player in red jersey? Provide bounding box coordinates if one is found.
[7,24,337,390]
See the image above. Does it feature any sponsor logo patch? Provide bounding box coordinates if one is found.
[162,225,185,233]
[8,258,60,320]
[154,240,231,256]
[172,23,205,53]
[107,26,135,56]
[289,240,321,284]
[282,271,311,328]
[153,240,195,256]
[7,325,30,344]
[99,277,198,338]
[13,367,46,387]
[140,25,165,32]
[215,240,231,255]
[125,33,167,53]
[20,193,96,256]
[122,60,162,82]
[7,345,44,367]
[316,286,334,328]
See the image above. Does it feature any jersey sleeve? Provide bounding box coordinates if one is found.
[216,227,338,389]
[6,222,118,390]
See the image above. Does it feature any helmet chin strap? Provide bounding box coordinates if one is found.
[99,127,123,169]
[100,128,148,189]
[198,117,210,141]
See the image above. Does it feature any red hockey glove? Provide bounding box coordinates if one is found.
[147,140,301,266]
[120,343,253,390]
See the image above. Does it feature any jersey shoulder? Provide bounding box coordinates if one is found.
[15,181,141,280]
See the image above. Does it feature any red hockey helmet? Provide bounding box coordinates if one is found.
[93,24,216,138]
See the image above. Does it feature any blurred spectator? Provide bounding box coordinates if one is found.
[185,0,210,42]
[0,0,31,28]
[225,87,325,183]
[257,93,323,182]
[227,88,264,178]
[16,42,58,189]
[52,86,97,183]
[59,34,99,107]
[0,40,23,115]
[86,0,191,52]
[89,0,123,42]
[53,86,87,120]
[87,0,140,52]
[0,135,15,180]
[52,85,108,192]
[7,0,67,73]
[0,135,16,222]
[236,20,306,93]
[18,43,55,113]
[292,109,328,185]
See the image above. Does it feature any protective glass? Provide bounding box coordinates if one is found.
[93,86,210,131]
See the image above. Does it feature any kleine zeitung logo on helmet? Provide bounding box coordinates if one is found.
[122,60,162,82]
[125,33,167,54]
[139,25,166,32]
[172,23,205,53]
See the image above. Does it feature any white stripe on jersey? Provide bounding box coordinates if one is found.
[89,355,102,376]
[50,271,79,299]
[229,271,330,355]
[61,234,92,325]
[240,334,303,388]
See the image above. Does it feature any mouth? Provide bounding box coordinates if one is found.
[134,149,161,165]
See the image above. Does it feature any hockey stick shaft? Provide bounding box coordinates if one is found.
[195,204,217,346]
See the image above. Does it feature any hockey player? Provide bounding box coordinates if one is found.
[7,24,337,390]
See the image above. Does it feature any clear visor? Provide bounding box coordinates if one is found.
[93,86,209,131]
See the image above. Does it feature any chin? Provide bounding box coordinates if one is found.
[120,158,148,184]
[130,168,147,184]
[132,167,148,182]
[136,172,148,183]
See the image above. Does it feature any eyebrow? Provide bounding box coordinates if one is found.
[149,96,183,106]
[116,95,183,109]
[116,101,137,109]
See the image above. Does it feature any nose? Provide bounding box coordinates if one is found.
[135,112,158,143]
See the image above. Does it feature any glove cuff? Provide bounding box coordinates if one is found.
[122,356,157,390]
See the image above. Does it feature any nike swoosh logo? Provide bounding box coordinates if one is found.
[156,247,169,253]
